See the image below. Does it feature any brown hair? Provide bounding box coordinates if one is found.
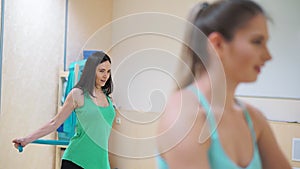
[74,51,113,96]
[177,0,266,88]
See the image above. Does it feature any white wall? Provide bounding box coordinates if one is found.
[238,96,300,122]
[67,0,112,66]
[237,0,300,99]
[237,0,300,122]
[0,0,66,168]
[111,0,207,112]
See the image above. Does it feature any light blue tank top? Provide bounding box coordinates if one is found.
[156,85,262,169]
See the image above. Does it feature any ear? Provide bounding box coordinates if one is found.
[207,32,227,56]
[208,32,225,49]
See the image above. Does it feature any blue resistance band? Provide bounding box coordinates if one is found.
[18,139,69,152]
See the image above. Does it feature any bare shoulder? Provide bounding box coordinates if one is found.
[244,103,266,121]
[242,102,292,169]
[158,89,206,131]
[243,102,269,138]
[69,88,84,108]
[71,87,83,95]
[157,89,211,168]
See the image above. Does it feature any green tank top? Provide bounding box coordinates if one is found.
[62,92,116,169]
[157,85,262,169]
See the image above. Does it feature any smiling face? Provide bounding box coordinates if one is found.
[221,14,272,83]
[95,61,111,88]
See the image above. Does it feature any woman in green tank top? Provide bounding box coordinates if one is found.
[13,51,116,169]
[156,1,292,169]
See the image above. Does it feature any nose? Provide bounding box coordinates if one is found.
[263,46,272,62]
[103,72,108,78]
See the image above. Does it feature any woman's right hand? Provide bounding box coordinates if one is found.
[12,138,29,149]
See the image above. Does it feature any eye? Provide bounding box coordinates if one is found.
[252,39,263,45]
[251,35,266,45]
[99,69,105,73]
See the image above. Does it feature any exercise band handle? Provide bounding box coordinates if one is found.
[18,139,69,152]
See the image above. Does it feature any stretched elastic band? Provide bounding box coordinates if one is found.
[18,139,69,152]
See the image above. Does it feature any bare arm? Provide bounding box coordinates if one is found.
[157,90,211,169]
[257,118,292,169]
[247,106,291,169]
[12,88,80,149]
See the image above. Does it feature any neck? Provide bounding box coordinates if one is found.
[95,85,102,90]
[195,72,239,113]
[94,86,103,94]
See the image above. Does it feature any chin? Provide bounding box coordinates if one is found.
[242,77,258,83]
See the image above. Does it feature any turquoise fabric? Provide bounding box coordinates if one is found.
[156,155,169,169]
[57,59,87,140]
[62,92,116,169]
[156,85,262,169]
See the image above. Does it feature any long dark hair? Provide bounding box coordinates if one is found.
[178,0,266,88]
[74,51,113,96]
